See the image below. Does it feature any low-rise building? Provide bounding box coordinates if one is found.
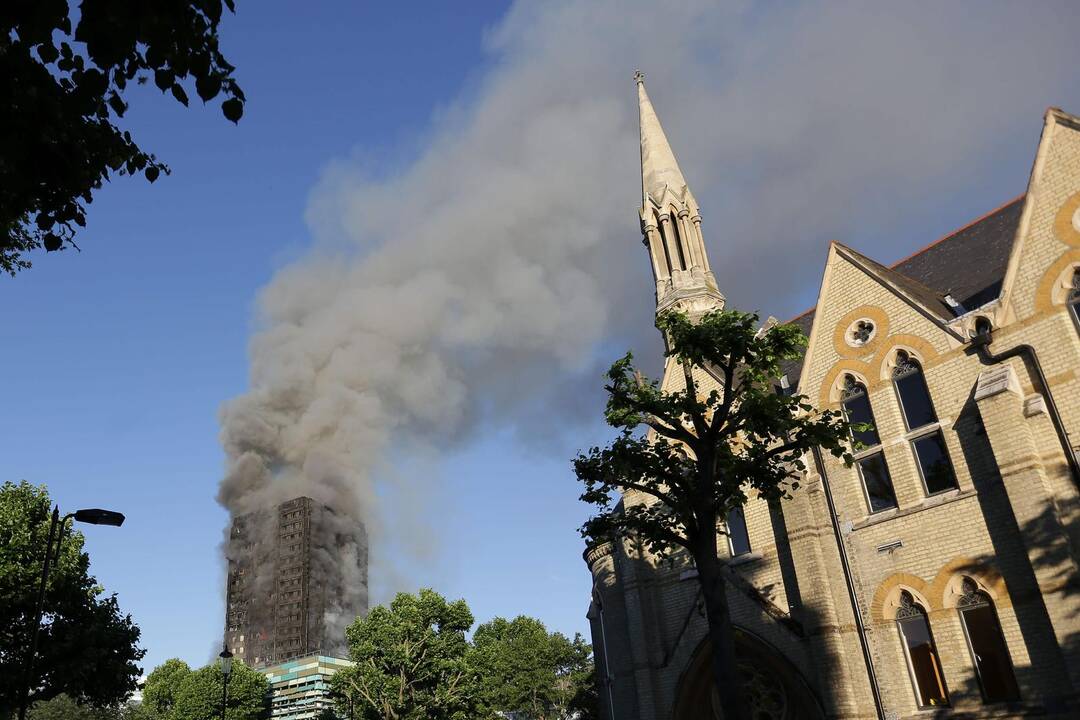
[263,655,354,720]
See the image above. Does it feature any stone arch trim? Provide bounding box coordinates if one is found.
[672,627,826,720]
[871,334,940,380]
[1033,248,1080,314]
[871,572,933,621]
[818,359,873,407]
[930,556,1011,610]
[1053,190,1080,247]
[832,305,890,359]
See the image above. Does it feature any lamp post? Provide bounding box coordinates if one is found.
[329,689,355,720]
[219,643,233,720]
[18,505,125,720]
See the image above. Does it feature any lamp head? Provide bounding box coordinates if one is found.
[219,645,233,676]
[72,509,125,527]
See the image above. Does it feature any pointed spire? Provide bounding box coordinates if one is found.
[634,71,723,318]
[636,71,691,212]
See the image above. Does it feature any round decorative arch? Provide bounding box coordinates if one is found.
[870,559,1011,622]
[930,556,1011,610]
[827,368,874,405]
[1053,190,1080,247]
[818,359,874,407]
[1034,248,1080,314]
[672,628,825,720]
[871,572,934,620]
[832,306,891,358]
[872,335,940,381]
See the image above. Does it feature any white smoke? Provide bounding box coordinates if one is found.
[218,0,1080,616]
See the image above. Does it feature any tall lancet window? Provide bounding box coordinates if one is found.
[667,211,687,270]
[842,375,897,513]
[1068,268,1080,335]
[897,591,950,708]
[655,213,675,276]
[957,578,1020,704]
[893,350,958,496]
[893,351,936,430]
[725,506,751,557]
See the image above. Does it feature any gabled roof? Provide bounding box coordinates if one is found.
[833,243,957,323]
[779,196,1025,388]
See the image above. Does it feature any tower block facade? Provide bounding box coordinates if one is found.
[584,75,1080,720]
[225,496,368,668]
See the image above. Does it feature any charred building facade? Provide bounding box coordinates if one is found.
[225,496,368,668]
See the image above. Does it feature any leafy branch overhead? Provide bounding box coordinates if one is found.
[1,0,245,274]
[576,308,855,562]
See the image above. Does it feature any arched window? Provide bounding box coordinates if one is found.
[957,578,1020,704]
[726,506,751,557]
[1069,269,1080,334]
[842,375,897,512]
[842,375,879,448]
[896,591,950,708]
[893,352,958,495]
[893,351,936,429]
[654,213,675,276]
[668,211,688,270]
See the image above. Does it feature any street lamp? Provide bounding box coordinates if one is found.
[219,643,234,720]
[18,504,125,720]
[329,689,355,720]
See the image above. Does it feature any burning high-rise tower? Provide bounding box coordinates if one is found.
[224,496,368,667]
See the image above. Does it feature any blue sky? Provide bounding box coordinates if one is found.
[3,0,1080,674]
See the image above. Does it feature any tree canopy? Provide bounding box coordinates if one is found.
[574,308,853,719]
[471,617,596,720]
[0,480,144,715]
[330,591,598,720]
[171,661,269,720]
[140,657,269,720]
[140,659,192,718]
[27,694,142,720]
[330,589,483,720]
[1,0,244,275]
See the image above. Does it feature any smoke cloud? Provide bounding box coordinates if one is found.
[218,0,1080,617]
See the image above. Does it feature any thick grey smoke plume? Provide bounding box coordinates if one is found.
[219,0,1080,616]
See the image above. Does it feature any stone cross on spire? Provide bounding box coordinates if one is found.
[634,72,724,317]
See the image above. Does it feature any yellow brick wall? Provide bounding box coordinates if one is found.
[589,110,1080,720]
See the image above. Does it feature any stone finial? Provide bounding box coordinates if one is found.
[634,69,645,85]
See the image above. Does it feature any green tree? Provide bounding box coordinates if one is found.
[472,618,596,720]
[141,659,192,718]
[0,481,145,715]
[1,0,245,275]
[472,616,555,717]
[330,589,483,720]
[552,634,597,720]
[574,309,852,720]
[171,660,268,720]
[28,693,132,720]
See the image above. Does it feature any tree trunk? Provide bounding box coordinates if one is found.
[695,539,751,720]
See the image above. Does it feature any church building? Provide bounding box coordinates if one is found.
[584,74,1080,719]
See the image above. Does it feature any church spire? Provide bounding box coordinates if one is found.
[637,70,691,214]
[635,71,723,317]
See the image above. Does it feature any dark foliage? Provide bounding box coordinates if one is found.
[574,309,853,719]
[0,481,145,715]
[0,0,244,274]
